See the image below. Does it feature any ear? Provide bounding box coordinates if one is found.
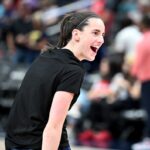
[72,29,80,42]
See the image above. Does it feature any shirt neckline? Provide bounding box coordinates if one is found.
[61,48,81,63]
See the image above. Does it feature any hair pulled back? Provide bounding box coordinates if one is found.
[57,11,100,48]
[43,11,100,51]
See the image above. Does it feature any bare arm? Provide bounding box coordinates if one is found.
[42,91,74,150]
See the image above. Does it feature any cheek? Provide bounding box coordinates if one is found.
[80,39,90,49]
[81,34,92,43]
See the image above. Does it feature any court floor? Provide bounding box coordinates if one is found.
[0,137,117,150]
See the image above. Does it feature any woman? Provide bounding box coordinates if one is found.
[131,14,150,147]
[5,11,105,150]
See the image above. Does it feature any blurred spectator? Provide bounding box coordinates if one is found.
[88,58,112,101]
[39,1,59,27]
[6,0,36,64]
[117,0,138,20]
[113,16,142,58]
[104,55,143,149]
[73,56,142,149]
[109,54,141,103]
[132,14,150,142]
[137,0,150,15]
[69,58,112,128]
[0,0,16,57]
[27,13,48,59]
[22,0,40,10]
[85,58,112,134]
[78,58,112,132]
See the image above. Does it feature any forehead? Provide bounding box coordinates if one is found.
[85,18,105,32]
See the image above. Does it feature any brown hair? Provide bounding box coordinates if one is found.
[43,11,101,51]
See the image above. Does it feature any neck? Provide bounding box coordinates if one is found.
[63,43,83,61]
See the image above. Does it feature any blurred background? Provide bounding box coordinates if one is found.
[0,0,150,150]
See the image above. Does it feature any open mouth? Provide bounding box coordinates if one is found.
[90,46,97,53]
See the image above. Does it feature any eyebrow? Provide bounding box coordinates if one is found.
[94,29,101,32]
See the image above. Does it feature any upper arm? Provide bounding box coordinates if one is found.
[47,91,74,129]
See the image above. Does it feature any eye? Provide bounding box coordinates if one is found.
[93,31,99,36]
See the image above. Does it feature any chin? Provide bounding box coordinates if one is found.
[87,57,95,61]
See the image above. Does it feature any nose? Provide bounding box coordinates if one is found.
[97,35,104,45]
